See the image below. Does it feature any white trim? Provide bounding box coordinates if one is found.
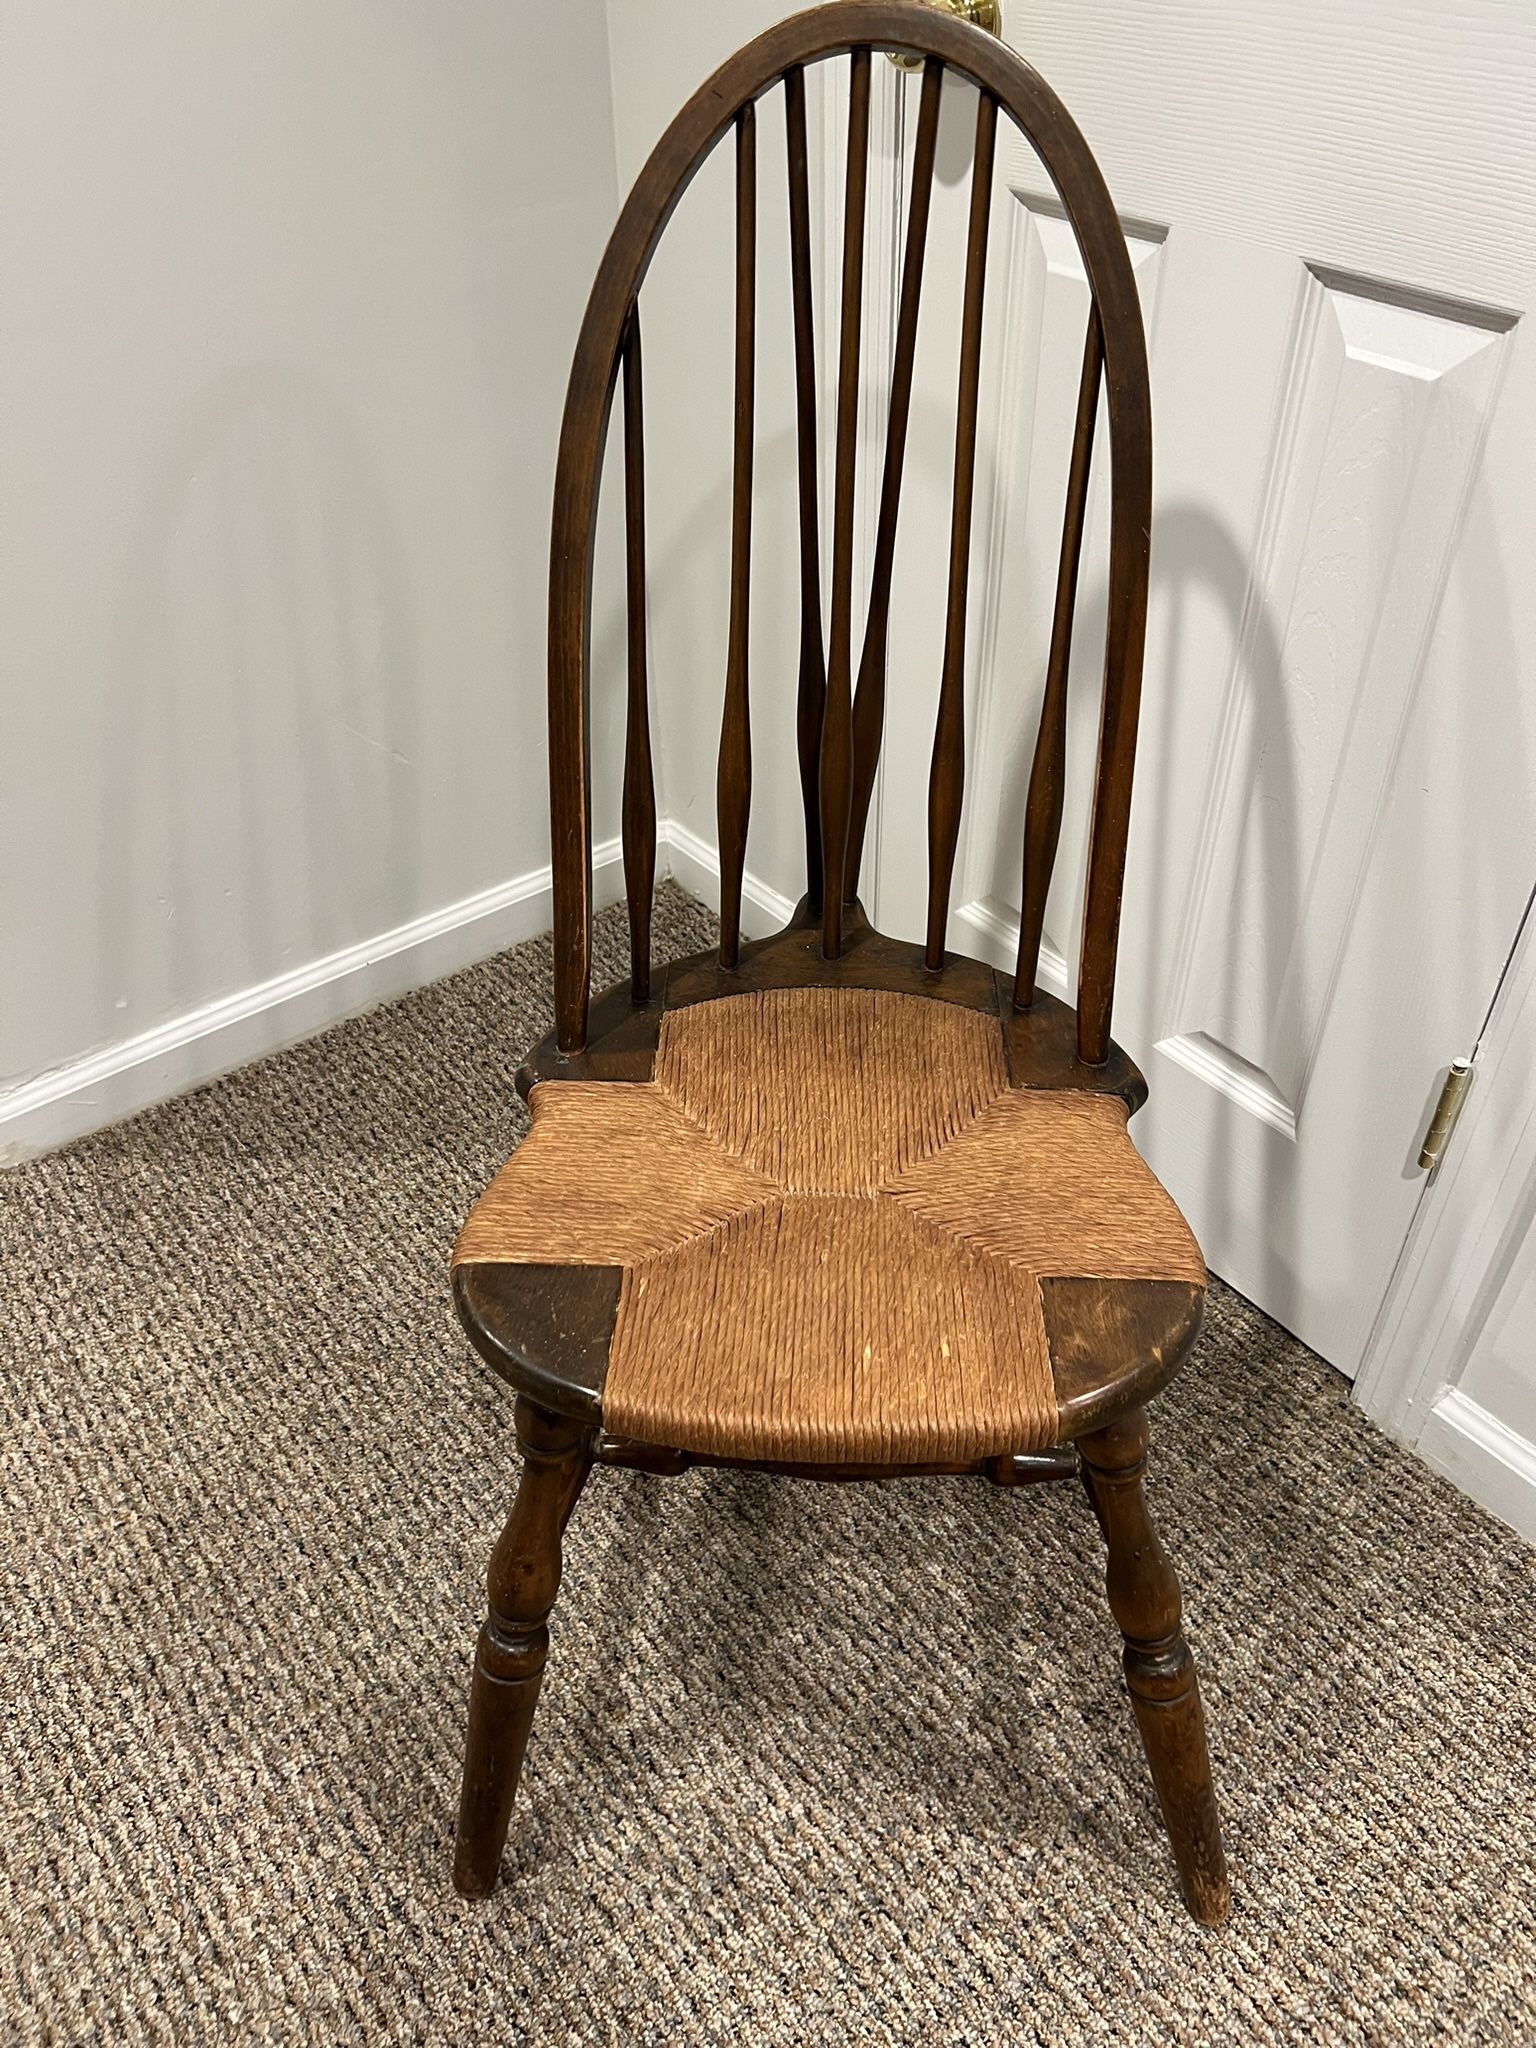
[658,818,797,939]
[1152,1032,1298,1143]
[0,836,626,1165]
[1416,1390,1536,1545]
[1357,889,1536,1437]
[0,823,804,1166]
[950,894,1070,999]
[1355,882,1536,1546]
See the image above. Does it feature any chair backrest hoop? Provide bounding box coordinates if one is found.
[548,0,1150,1065]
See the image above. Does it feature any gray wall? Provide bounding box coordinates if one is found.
[1,2,621,1111]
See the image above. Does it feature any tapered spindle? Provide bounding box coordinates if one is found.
[1077,310,1152,1065]
[784,66,827,915]
[925,89,997,971]
[717,103,756,969]
[845,55,943,902]
[820,49,871,958]
[620,306,656,1003]
[1013,305,1102,1008]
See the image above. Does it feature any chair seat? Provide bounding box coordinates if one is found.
[453,984,1205,1464]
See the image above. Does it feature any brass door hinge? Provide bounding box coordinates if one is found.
[1418,1058,1476,1172]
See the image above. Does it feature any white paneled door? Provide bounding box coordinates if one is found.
[867,4,1536,1373]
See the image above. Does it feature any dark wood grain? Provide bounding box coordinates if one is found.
[993,972,1147,1109]
[517,981,664,1096]
[1041,1277,1203,1438]
[453,1263,620,1423]
[819,47,871,959]
[621,307,656,1003]
[663,895,1000,1014]
[454,1399,594,1897]
[718,103,757,970]
[845,54,942,899]
[1078,1409,1230,1925]
[1014,305,1101,1009]
[925,88,997,970]
[784,64,827,916]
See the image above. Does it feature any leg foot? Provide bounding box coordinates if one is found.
[1080,1407,1230,1926]
[453,1398,593,1899]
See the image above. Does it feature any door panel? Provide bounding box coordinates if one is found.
[870,11,1536,1373]
[1160,273,1511,1134]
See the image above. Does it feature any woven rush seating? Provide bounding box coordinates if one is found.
[454,984,1205,1464]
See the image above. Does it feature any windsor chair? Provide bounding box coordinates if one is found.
[449,0,1229,1927]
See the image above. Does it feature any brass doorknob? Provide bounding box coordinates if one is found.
[889,0,1003,67]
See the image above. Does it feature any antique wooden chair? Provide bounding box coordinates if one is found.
[448,0,1229,1926]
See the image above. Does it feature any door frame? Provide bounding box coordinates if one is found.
[1354,884,1536,1539]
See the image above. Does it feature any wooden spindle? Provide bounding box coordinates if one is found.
[717,103,756,969]
[925,89,997,971]
[845,55,943,903]
[820,49,871,959]
[1077,323,1152,1065]
[784,65,827,915]
[620,306,656,1003]
[1013,305,1102,1008]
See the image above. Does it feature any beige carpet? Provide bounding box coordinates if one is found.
[3,883,1533,2047]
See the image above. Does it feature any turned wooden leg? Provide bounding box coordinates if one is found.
[1079,1407,1230,1926]
[453,1398,593,1898]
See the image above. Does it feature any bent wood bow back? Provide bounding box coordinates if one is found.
[547,0,1153,1066]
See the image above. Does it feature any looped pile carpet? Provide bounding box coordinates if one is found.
[2,885,1532,2046]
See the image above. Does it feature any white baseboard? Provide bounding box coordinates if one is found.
[950,894,1070,997]
[0,823,804,1166]
[659,818,798,939]
[1416,1389,1536,1546]
[0,835,627,1165]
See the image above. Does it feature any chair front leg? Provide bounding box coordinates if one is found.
[1079,1406,1230,1926]
[453,1397,594,1898]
